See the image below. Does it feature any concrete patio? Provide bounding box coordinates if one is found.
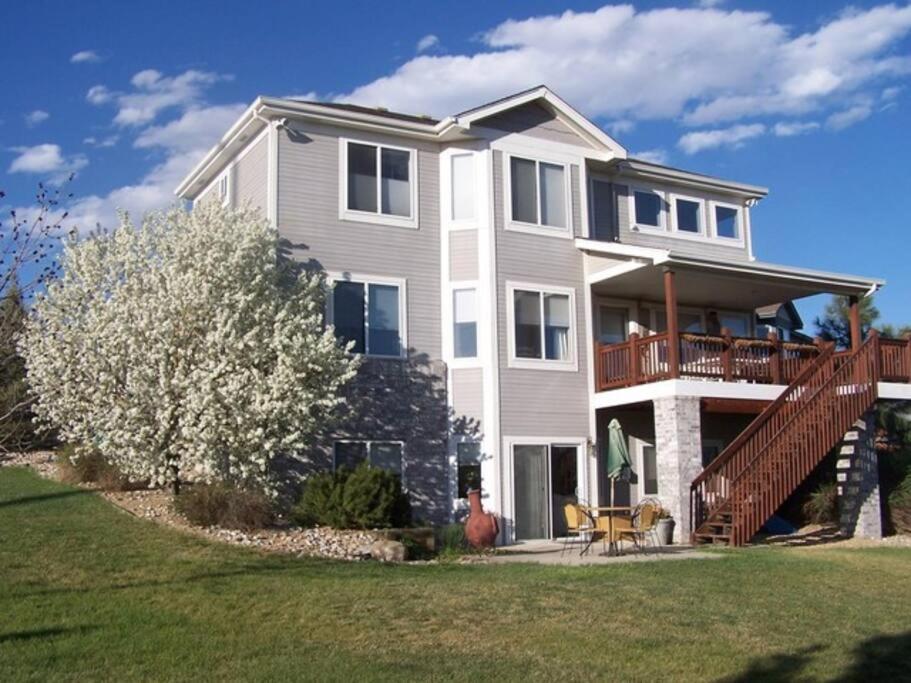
[487,540,720,566]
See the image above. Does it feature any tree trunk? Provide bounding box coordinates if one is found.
[170,464,180,496]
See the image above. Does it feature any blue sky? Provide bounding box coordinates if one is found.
[3,0,911,328]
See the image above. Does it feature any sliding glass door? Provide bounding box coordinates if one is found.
[513,443,580,541]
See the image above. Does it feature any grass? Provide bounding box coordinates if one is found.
[2,467,910,682]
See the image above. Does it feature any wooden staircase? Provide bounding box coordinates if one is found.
[690,332,883,546]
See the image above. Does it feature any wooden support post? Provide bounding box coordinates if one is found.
[593,340,601,391]
[869,328,882,381]
[663,268,680,379]
[905,333,911,382]
[768,330,782,385]
[629,332,641,385]
[721,326,733,381]
[849,295,862,352]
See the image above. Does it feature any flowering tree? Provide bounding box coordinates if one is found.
[21,202,359,493]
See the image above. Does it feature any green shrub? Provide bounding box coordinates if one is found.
[439,523,466,553]
[292,463,411,530]
[174,484,275,530]
[56,444,141,491]
[803,481,839,525]
[888,473,911,534]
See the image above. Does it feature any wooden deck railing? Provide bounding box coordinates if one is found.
[689,333,883,546]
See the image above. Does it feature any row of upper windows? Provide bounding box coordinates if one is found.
[336,138,746,247]
[326,275,574,369]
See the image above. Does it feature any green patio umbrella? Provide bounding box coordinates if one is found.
[605,418,634,506]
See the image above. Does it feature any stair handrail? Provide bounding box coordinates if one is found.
[725,335,880,489]
[690,341,835,489]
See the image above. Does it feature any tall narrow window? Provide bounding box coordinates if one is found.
[457,442,481,498]
[451,154,475,221]
[590,179,615,240]
[642,445,658,495]
[331,279,402,357]
[509,156,567,229]
[344,141,413,221]
[512,287,574,364]
[453,288,478,359]
[715,204,740,239]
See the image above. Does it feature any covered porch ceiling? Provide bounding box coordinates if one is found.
[586,249,883,311]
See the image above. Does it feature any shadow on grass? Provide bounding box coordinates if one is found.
[0,625,98,644]
[0,489,91,508]
[721,632,911,682]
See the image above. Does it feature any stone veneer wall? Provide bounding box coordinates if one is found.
[837,411,883,539]
[653,396,703,543]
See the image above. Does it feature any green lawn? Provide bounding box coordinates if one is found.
[1,468,909,682]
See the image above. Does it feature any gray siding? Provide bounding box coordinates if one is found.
[493,150,590,438]
[479,103,592,148]
[277,121,442,358]
[614,183,750,261]
[276,121,449,523]
[449,230,479,281]
[234,135,268,211]
[451,368,484,429]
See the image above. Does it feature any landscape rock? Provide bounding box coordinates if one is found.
[370,539,407,562]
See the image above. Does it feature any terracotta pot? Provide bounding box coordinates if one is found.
[464,489,499,548]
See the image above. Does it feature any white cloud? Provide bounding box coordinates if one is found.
[64,103,244,232]
[696,0,726,7]
[677,123,766,154]
[416,34,440,53]
[825,104,873,130]
[83,135,119,148]
[606,119,635,136]
[633,148,669,164]
[882,86,903,101]
[24,110,49,127]
[71,50,101,64]
[772,121,820,137]
[331,4,911,133]
[7,143,88,181]
[87,69,231,126]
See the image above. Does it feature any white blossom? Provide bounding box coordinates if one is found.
[21,202,359,493]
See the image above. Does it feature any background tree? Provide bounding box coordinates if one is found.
[814,295,879,349]
[21,202,359,494]
[0,181,73,451]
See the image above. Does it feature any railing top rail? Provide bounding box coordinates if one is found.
[690,341,837,488]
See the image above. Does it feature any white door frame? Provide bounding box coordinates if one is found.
[502,437,588,544]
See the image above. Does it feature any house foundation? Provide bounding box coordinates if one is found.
[653,396,702,543]
[837,411,883,539]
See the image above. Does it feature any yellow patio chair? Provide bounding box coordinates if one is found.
[616,499,662,554]
[561,504,602,556]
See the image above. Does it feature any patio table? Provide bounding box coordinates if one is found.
[588,506,633,556]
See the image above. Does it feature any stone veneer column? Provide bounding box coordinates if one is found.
[837,411,883,539]
[653,395,702,543]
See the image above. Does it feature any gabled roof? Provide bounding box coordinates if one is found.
[453,85,627,158]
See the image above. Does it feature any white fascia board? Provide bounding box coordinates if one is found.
[617,159,768,199]
[879,383,911,401]
[667,255,885,297]
[592,379,786,410]
[174,99,265,198]
[574,238,670,263]
[455,86,627,159]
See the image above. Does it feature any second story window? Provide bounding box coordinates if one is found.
[342,139,416,228]
[330,277,404,358]
[509,284,576,368]
[672,195,705,235]
[509,156,568,231]
[450,153,476,222]
[217,171,230,207]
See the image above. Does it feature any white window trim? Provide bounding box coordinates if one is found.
[445,279,481,369]
[333,440,406,484]
[454,439,483,500]
[506,280,578,372]
[628,185,667,233]
[338,137,418,230]
[326,272,408,359]
[710,199,746,245]
[446,151,480,230]
[595,297,640,343]
[217,165,233,208]
[668,191,708,239]
[503,153,573,239]
[635,439,659,500]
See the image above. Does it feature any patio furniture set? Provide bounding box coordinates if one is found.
[561,499,664,557]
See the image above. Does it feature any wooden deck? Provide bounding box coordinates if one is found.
[595,332,911,391]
